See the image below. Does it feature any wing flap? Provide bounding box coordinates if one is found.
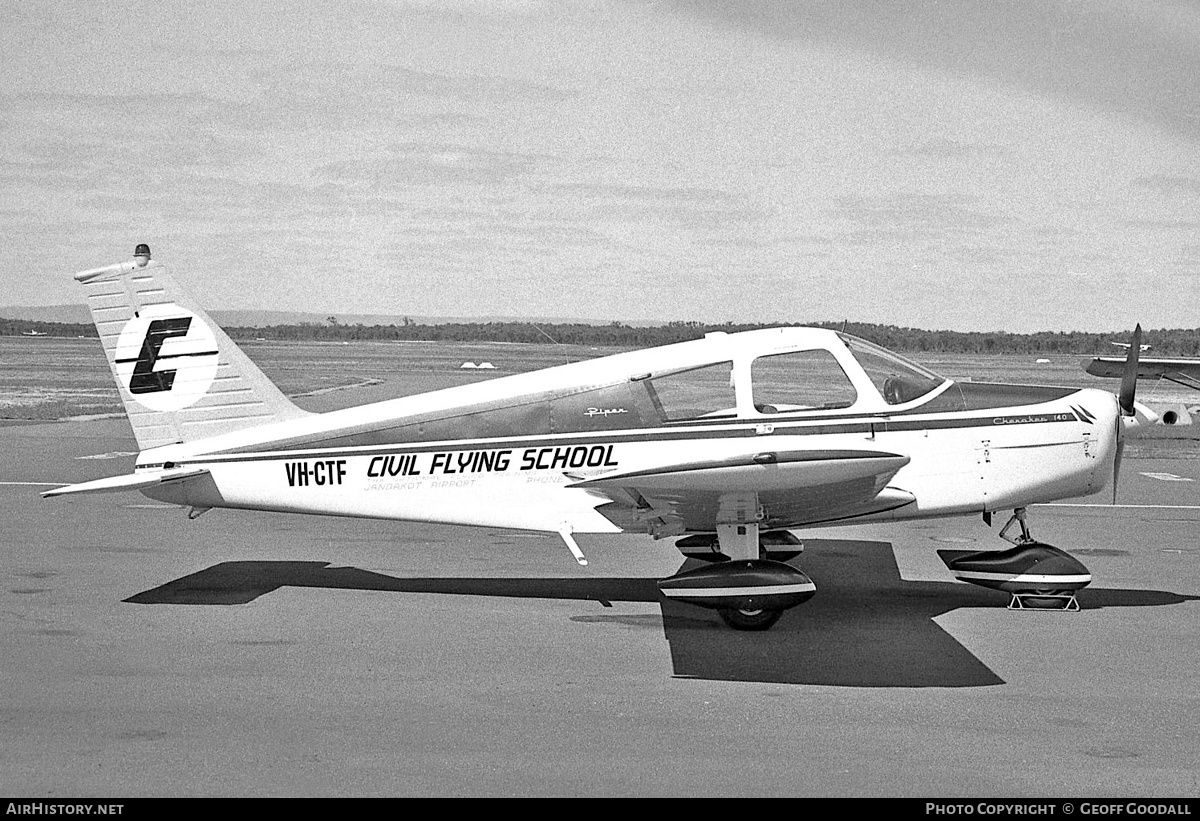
[576,449,914,533]
[41,467,210,498]
[569,449,910,494]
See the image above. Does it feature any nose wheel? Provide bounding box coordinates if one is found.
[939,508,1092,611]
[1007,589,1082,611]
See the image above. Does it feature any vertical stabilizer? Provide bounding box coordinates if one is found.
[75,244,310,450]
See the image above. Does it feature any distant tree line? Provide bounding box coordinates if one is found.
[4,315,1200,356]
[0,319,98,339]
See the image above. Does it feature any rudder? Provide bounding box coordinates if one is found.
[76,244,311,449]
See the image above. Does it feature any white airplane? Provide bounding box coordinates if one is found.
[44,245,1158,629]
[22,330,48,336]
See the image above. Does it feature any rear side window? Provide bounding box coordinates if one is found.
[751,350,857,413]
[643,362,736,421]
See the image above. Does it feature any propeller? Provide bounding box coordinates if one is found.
[1112,324,1142,504]
[1118,324,1142,417]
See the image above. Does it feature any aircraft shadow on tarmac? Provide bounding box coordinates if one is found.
[125,539,1197,688]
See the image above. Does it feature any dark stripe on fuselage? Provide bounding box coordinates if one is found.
[115,350,219,364]
[652,382,1080,427]
[170,381,1083,463]
[140,406,1086,468]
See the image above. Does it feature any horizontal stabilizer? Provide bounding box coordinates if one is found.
[41,467,209,498]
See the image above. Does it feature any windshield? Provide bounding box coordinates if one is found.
[838,333,947,405]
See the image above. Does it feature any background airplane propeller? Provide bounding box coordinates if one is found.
[1112,324,1142,504]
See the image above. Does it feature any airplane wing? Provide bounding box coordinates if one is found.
[40,467,210,498]
[570,449,915,534]
[1084,356,1200,392]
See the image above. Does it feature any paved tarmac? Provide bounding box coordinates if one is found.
[1,416,1198,797]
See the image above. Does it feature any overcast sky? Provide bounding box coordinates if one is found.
[2,0,1198,332]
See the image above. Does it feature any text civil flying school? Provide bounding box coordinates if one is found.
[286,444,619,486]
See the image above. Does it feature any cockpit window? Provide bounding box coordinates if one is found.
[838,333,946,405]
[751,350,857,413]
[643,362,737,421]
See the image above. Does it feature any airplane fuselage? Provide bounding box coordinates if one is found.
[137,357,1119,537]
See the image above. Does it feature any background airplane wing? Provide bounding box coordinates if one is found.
[570,449,915,534]
[1085,356,1200,392]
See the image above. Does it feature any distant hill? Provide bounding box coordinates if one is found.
[9,305,1200,357]
[0,304,650,328]
[0,305,91,324]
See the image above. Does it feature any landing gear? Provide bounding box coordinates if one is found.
[939,507,1092,611]
[675,529,804,562]
[998,507,1034,545]
[659,494,816,630]
[718,606,782,631]
[1008,590,1081,611]
[658,557,815,629]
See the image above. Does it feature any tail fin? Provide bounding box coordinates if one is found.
[75,244,311,450]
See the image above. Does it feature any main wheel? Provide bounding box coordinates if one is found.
[718,607,782,631]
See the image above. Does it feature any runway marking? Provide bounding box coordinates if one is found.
[76,451,138,460]
[1139,472,1193,482]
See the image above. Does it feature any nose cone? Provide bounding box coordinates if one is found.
[1125,400,1159,431]
[1079,388,1156,432]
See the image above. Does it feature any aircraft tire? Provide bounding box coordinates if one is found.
[718,607,782,631]
[1018,589,1073,609]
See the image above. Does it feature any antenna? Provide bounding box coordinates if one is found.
[532,323,574,365]
[532,324,559,345]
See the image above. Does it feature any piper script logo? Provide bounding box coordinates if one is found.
[113,305,219,411]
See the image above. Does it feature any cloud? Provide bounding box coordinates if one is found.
[660,0,1200,140]
[313,142,550,189]
[1122,216,1200,229]
[532,181,778,230]
[1133,174,1200,197]
[246,58,576,114]
[827,193,1015,242]
[896,139,1010,160]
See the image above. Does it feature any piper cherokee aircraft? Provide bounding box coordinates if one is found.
[44,245,1158,629]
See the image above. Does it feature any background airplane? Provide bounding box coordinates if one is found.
[44,245,1157,630]
[1086,353,1200,394]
